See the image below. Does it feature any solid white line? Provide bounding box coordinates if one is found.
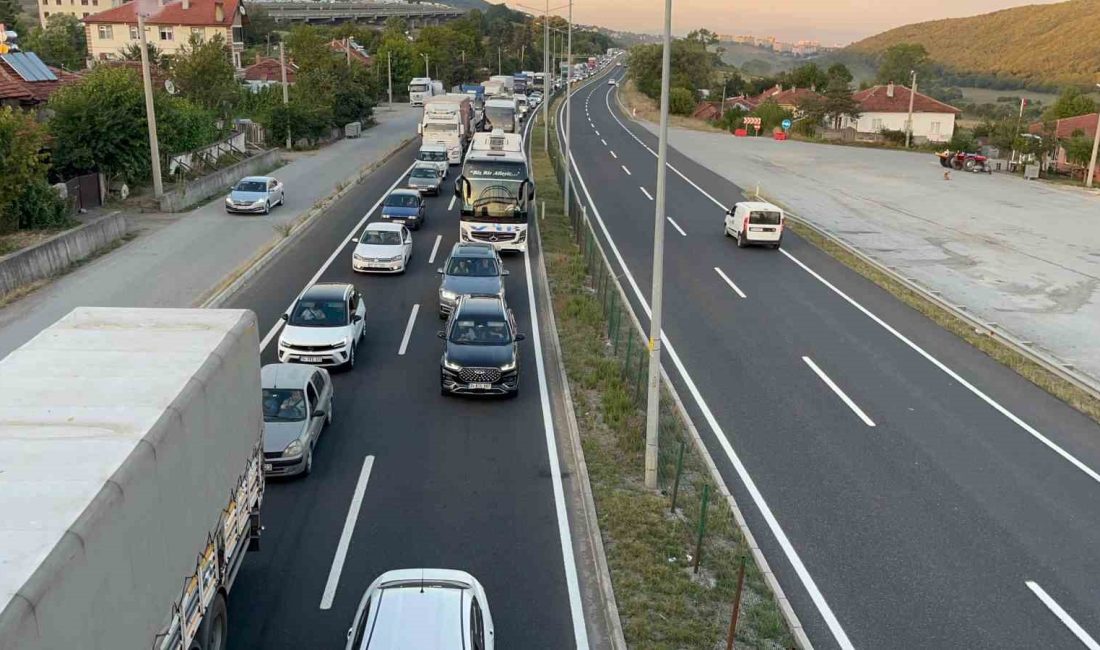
[666,216,687,237]
[259,164,415,351]
[524,128,590,650]
[428,234,442,264]
[556,95,854,649]
[639,186,653,201]
[601,138,607,146]
[602,80,1100,488]
[1026,581,1100,650]
[447,193,456,211]
[398,304,419,355]
[802,356,876,427]
[713,266,746,299]
[319,455,375,610]
[609,150,617,159]
[621,165,632,176]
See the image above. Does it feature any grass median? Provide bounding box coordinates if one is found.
[535,104,795,649]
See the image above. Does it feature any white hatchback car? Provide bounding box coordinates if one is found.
[345,569,494,650]
[724,200,785,249]
[353,222,412,273]
[278,283,366,369]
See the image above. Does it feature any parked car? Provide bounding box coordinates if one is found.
[438,295,523,397]
[437,242,507,318]
[261,363,333,478]
[380,188,426,230]
[278,283,366,369]
[344,569,494,650]
[407,164,443,195]
[723,201,784,249]
[416,143,450,177]
[225,176,285,214]
[353,222,413,273]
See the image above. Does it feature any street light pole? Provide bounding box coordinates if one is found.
[1087,84,1100,189]
[422,53,429,78]
[137,13,163,198]
[643,0,673,489]
[562,0,572,220]
[543,2,550,150]
[387,50,393,107]
[279,41,290,149]
[905,69,916,149]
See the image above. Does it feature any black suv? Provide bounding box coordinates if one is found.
[438,295,524,397]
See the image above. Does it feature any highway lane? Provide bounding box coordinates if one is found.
[222,111,585,648]
[562,68,1100,648]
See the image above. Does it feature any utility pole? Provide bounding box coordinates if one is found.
[520,43,525,68]
[543,3,550,150]
[498,46,502,75]
[905,69,916,148]
[562,0,572,220]
[137,13,163,198]
[279,41,290,149]
[644,0,673,489]
[1087,84,1100,188]
[387,50,393,107]
[345,37,350,66]
[422,53,429,77]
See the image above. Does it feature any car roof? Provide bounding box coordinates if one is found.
[449,243,497,258]
[455,295,506,317]
[366,583,466,650]
[736,201,782,211]
[239,176,273,182]
[261,363,315,390]
[300,282,351,301]
[364,222,403,232]
[389,188,420,197]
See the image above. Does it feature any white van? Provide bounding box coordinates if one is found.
[724,201,784,249]
[416,142,449,177]
[345,569,494,650]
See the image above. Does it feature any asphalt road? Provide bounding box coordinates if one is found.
[222,109,584,648]
[564,68,1100,648]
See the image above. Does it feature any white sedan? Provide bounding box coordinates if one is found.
[352,222,412,273]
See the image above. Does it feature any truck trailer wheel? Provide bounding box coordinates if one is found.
[197,593,228,650]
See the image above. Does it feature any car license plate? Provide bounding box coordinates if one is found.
[263,463,272,471]
[469,382,492,390]
[301,356,323,363]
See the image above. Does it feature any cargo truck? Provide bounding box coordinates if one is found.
[0,307,264,650]
[420,94,474,164]
[408,77,443,106]
[483,97,517,133]
[488,75,514,95]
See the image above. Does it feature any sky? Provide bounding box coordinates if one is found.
[513,0,1066,45]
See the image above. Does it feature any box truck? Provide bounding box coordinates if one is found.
[0,307,264,650]
[409,77,443,106]
[420,94,474,164]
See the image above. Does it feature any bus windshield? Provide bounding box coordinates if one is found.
[463,160,527,220]
[483,106,515,131]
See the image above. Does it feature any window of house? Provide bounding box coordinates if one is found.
[97,24,113,39]
[231,26,243,44]
[930,121,942,135]
[159,26,173,41]
[129,25,139,39]
[871,118,883,132]
[82,11,88,16]
[42,10,49,16]
[80,0,87,5]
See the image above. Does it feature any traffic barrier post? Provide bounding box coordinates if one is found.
[693,484,711,574]
[725,556,747,650]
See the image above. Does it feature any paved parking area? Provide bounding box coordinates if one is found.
[648,125,1100,382]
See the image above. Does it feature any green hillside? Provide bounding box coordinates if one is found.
[848,0,1100,86]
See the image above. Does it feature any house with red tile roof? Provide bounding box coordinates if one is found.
[0,51,82,111]
[328,38,371,67]
[242,54,295,90]
[691,96,759,121]
[751,84,821,115]
[1028,112,1100,182]
[83,0,245,69]
[839,83,960,143]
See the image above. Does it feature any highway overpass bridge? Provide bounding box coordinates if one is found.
[250,1,465,26]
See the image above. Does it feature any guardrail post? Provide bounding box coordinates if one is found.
[693,484,711,574]
[725,556,747,650]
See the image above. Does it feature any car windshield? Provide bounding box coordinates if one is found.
[418,150,448,162]
[262,388,306,422]
[449,316,512,345]
[235,180,267,192]
[385,193,420,208]
[411,168,437,179]
[362,230,402,245]
[288,299,347,327]
[749,211,782,225]
[446,256,499,277]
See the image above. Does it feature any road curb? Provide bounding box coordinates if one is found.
[198,135,418,308]
[531,203,629,650]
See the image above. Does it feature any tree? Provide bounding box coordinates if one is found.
[170,33,239,115]
[261,100,332,146]
[685,29,718,45]
[120,41,167,69]
[800,77,860,130]
[0,0,24,34]
[876,43,929,85]
[826,62,853,85]
[628,39,713,101]
[1064,136,1095,169]
[156,94,218,155]
[22,15,87,70]
[1045,87,1097,121]
[0,107,51,224]
[783,63,826,90]
[243,5,279,48]
[669,87,695,115]
[752,99,792,132]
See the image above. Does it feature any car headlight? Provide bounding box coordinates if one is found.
[353,253,367,262]
[386,255,404,262]
[440,289,458,301]
[500,357,517,372]
[284,440,303,457]
[253,199,266,206]
[278,339,291,348]
[443,357,462,371]
[335,338,351,349]
[225,197,233,204]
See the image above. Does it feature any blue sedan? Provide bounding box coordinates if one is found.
[225,176,285,214]
[380,188,426,230]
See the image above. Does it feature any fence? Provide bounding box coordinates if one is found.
[167,131,249,180]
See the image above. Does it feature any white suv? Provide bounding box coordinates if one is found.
[345,569,494,650]
[278,283,366,369]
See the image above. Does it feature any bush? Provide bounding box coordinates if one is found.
[880,128,907,145]
[8,180,70,231]
[948,129,978,152]
[262,100,334,147]
[669,87,696,116]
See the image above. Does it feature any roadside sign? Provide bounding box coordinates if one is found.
[781,118,792,130]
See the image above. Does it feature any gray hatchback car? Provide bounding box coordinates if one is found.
[407,163,443,195]
[437,243,508,318]
[261,363,334,478]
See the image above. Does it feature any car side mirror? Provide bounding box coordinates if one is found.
[437,331,446,339]
[352,315,362,323]
[351,238,358,243]
[515,333,527,342]
[280,313,289,321]
[453,178,463,198]
[437,267,444,274]
[312,410,326,419]
[502,269,510,276]
[527,185,535,201]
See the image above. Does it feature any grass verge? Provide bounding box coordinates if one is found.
[0,226,79,257]
[617,79,724,133]
[536,103,794,649]
[780,216,1100,426]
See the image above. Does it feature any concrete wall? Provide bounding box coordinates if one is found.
[159,149,282,213]
[0,212,128,297]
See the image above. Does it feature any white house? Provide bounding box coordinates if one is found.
[840,83,960,143]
